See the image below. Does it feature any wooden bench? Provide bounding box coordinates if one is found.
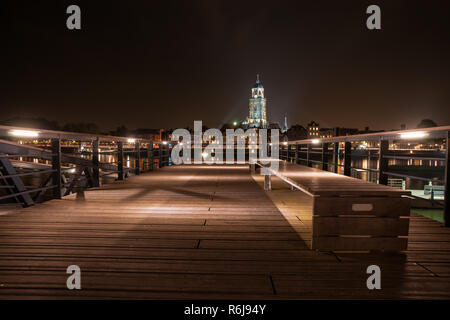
[252,160,411,252]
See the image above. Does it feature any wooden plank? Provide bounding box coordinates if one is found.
[312,237,408,251]
[0,164,448,299]
[313,196,411,217]
[0,271,274,295]
[313,216,409,236]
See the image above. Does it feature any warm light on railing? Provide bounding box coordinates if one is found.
[311,139,320,144]
[9,130,39,137]
[127,138,136,143]
[399,132,428,139]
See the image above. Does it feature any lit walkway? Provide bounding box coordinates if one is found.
[0,165,449,299]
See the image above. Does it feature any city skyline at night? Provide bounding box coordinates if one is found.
[1,0,450,305]
[2,1,449,132]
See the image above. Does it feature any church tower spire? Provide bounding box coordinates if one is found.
[282,114,288,133]
[245,74,267,128]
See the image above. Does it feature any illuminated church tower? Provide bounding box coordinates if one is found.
[245,74,267,128]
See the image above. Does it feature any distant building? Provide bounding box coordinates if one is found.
[357,126,384,135]
[242,75,267,128]
[287,124,308,140]
[268,122,281,130]
[334,127,359,136]
[133,128,164,141]
[319,128,334,138]
[307,121,320,138]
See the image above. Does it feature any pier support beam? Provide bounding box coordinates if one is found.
[117,141,124,180]
[445,131,450,227]
[378,139,389,185]
[92,138,100,187]
[333,142,339,173]
[344,141,351,177]
[135,141,141,175]
[51,138,62,199]
[294,143,299,164]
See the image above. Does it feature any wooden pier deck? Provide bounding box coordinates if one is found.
[0,165,449,299]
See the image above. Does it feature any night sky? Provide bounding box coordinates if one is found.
[2,0,450,131]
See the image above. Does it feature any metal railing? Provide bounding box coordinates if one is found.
[0,125,171,207]
[280,125,450,227]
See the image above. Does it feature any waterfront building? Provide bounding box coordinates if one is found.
[307,121,320,138]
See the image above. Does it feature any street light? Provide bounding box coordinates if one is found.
[9,130,39,137]
[399,132,427,139]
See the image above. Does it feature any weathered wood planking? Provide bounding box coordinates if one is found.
[0,165,449,299]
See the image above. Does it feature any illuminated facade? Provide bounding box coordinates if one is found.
[243,75,267,128]
[307,121,320,138]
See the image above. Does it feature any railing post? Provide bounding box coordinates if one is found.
[51,138,62,199]
[378,139,389,185]
[166,144,170,166]
[307,144,312,167]
[444,131,450,227]
[159,143,163,168]
[117,141,124,180]
[333,142,339,173]
[321,143,327,171]
[147,142,154,171]
[294,142,299,164]
[344,141,351,177]
[135,140,141,175]
[92,138,100,187]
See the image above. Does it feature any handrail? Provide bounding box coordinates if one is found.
[287,125,450,144]
[0,126,171,208]
[279,127,449,227]
[0,124,154,143]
